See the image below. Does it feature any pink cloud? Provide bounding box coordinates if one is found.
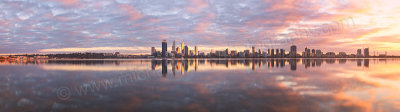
[185,0,209,13]
[54,0,79,5]
[119,4,142,21]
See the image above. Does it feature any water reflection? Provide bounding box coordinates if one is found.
[0,59,400,112]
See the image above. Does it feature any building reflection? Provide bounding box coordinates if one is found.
[147,59,373,77]
[0,58,373,76]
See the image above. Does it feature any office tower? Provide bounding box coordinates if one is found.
[276,49,279,57]
[305,47,310,58]
[185,46,189,58]
[181,40,185,55]
[151,47,156,56]
[258,49,261,54]
[231,50,237,56]
[357,49,362,57]
[226,48,229,56]
[244,50,250,57]
[252,46,255,56]
[280,49,285,57]
[316,49,322,57]
[162,40,167,57]
[267,49,270,55]
[364,48,369,57]
[290,45,297,58]
[312,49,315,57]
[195,46,198,56]
[177,47,181,54]
[190,50,194,56]
[172,40,176,52]
[271,49,275,57]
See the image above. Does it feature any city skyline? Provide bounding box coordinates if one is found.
[0,0,399,55]
[150,40,386,58]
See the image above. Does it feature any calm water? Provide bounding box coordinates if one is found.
[1,58,400,112]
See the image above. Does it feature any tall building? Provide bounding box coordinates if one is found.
[185,46,189,58]
[181,40,185,55]
[280,49,285,57]
[252,46,255,56]
[289,45,297,58]
[225,48,229,56]
[151,47,156,56]
[364,48,369,57]
[357,49,362,57]
[271,49,275,57]
[172,40,176,52]
[162,40,167,57]
[195,46,198,56]
[267,49,270,55]
[316,49,322,57]
[177,47,181,54]
[311,49,315,57]
[276,49,279,57]
[244,50,250,57]
[305,47,311,58]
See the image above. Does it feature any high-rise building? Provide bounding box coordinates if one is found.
[305,47,311,58]
[172,40,176,52]
[181,40,185,55]
[316,49,322,57]
[252,46,255,56]
[267,49,270,55]
[244,50,250,57]
[289,45,297,58]
[185,46,189,58]
[231,50,237,56]
[271,49,275,57]
[226,48,229,56]
[276,49,279,57]
[162,40,167,57]
[151,47,156,56]
[280,49,285,57]
[177,47,181,54]
[195,46,198,56]
[311,49,315,57]
[364,48,369,57]
[357,49,362,57]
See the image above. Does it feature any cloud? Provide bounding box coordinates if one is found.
[0,0,399,55]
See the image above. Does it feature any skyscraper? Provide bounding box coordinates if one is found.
[364,48,369,57]
[271,49,274,58]
[226,48,229,56]
[181,40,185,55]
[305,47,310,58]
[311,49,315,57]
[195,46,198,56]
[177,47,181,54]
[252,46,255,56]
[290,45,297,58]
[151,47,156,56]
[276,49,279,57]
[185,46,188,58]
[280,49,285,57]
[172,40,176,52]
[357,49,362,57]
[162,40,167,57]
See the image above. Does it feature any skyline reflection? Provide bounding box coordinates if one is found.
[0,59,400,112]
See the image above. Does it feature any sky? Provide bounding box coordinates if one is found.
[0,0,399,55]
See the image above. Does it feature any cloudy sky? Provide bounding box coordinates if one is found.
[0,0,399,55]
